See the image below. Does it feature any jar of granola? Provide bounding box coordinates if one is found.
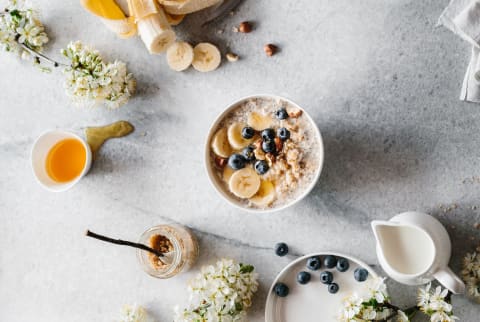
[136,224,199,278]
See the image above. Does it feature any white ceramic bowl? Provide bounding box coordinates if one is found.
[265,252,379,322]
[204,94,324,213]
[31,130,92,192]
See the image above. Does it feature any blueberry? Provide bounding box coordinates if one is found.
[336,258,350,272]
[228,154,246,170]
[275,108,289,120]
[354,268,369,282]
[242,126,255,139]
[274,282,289,297]
[277,127,290,141]
[242,146,255,162]
[320,271,333,284]
[328,283,339,294]
[261,128,275,141]
[262,140,276,153]
[297,271,311,285]
[254,160,269,175]
[306,256,321,271]
[274,242,289,257]
[324,255,337,269]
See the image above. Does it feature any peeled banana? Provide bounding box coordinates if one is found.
[192,43,221,72]
[130,0,176,54]
[250,180,276,207]
[248,112,272,131]
[158,0,222,15]
[166,41,194,71]
[227,122,253,150]
[80,0,137,38]
[228,167,261,199]
[211,128,232,158]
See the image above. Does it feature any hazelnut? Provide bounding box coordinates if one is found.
[274,137,283,152]
[238,21,252,33]
[226,52,239,62]
[288,108,303,118]
[266,153,276,165]
[264,44,278,56]
[214,156,227,168]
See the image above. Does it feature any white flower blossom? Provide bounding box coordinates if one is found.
[417,283,458,322]
[174,259,258,322]
[61,41,136,109]
[0,0,48,57]
[462,250,480,303]
[119,304,153,322]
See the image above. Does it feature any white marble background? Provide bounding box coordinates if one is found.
[0,0,479,321]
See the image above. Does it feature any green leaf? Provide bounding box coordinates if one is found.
[9,9,21,20]
[239,263,254,273]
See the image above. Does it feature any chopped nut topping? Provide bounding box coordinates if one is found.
[264,44,278,56]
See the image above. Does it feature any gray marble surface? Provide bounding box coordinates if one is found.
[1,0,479,321]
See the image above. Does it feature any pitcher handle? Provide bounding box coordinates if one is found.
[433,267,465,294]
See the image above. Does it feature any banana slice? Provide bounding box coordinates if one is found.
[228,167,261,199]
[211,128,232,158]
[136,5,176,54]
[159,0,222,15]
[250,180,276,207]
[227,122,253,150]
[166,41,194,71]
[192,43,221,72]
[223,166,235,182]
[247,112,272,131]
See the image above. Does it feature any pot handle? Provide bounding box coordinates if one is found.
[433,267,465,294]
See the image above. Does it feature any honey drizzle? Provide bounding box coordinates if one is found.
[85,121,134,158]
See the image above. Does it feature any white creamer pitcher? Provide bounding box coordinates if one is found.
[371,211,465,294]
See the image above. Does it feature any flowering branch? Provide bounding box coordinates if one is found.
[339,278,458,322]
[174,259,259,322]
[0,0,136,109]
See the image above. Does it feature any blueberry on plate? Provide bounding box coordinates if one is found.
[297,271,311,285]
[324,255,337,269]
[274,242,289,257]
[261,128,276,141]
[275,108,289,120]
[336,258,350,272]
[242,146,255,162]
[274,282,289,297]
[242,126,255,139]
[277,127,290,141]
[306,256,321,271]
[254,160,269,175]
[320,271,333,284]
[354,268,369,282]
[328,282,339,294]
[262,140,276,153]
[228,154,246,170]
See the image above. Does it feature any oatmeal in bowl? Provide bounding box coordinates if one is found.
[205,95,324,212]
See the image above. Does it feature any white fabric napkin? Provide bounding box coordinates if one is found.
[439,0,480,102]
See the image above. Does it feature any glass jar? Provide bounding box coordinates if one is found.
[136,224,199,278]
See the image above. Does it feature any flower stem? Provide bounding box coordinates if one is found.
[19,43,68,67]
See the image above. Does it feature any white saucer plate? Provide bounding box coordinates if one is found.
[265,252,379,322]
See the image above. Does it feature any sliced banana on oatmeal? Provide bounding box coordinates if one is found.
[211,128,231,158]
[228,167,261,199]
[223,166,235,182]
[166,41,194,71]
[227,122,253,150]
[247,112,272,131]
[192,43,221,72]
[250,180,276,207]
